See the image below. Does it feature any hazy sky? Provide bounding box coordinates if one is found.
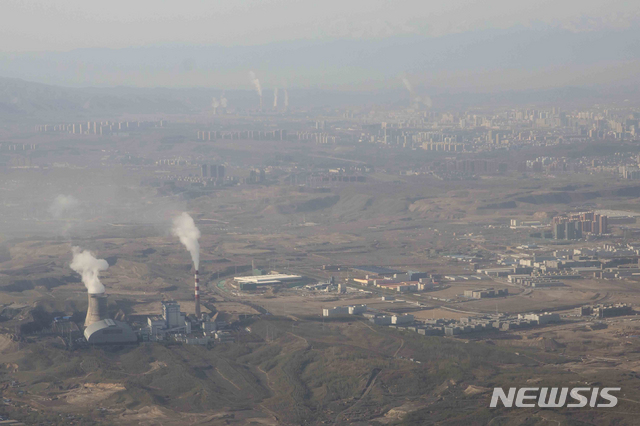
[2,0,638,51]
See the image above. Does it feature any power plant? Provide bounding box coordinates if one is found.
[84,293,109,327]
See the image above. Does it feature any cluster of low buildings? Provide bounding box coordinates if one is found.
[490,243,640,285]
[364,311,562,337]
[321,302,570,338]
[351,268,441,294]
[365,313,415,325]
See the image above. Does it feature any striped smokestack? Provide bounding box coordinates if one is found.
[195,269,201,319]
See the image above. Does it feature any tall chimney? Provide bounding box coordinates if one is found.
[195,270,201,319]
[85,293,109,327]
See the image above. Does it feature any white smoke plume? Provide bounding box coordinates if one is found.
[284,89,289,107]
[402,77,414,97]
[212,97,220,109]
[70,247,109,294]
[49,194,80,218]
[220,92,228,108]
[273,87,278,108]
[172,212,201,269]
[401,76,432,108]
[249,71,262,97]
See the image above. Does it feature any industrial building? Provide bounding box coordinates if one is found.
[518,312,561,324]
[84,319,137,345]
[322,306,349,317]
[391,314,414,325]
[234,273,302,286]
[323,305,368,317]
[348,305,367,315]
[147,300,217,340]
[574,304,633,318]
[594,304,633,318]
[463,288,508,299]
[148,301,191,335]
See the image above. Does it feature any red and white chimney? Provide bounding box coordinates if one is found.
[195,269,201,319]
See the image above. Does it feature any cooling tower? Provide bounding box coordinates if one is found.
[85,293,109,328]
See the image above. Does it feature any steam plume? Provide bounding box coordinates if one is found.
[273,87,278,108]
[49,194,80,218]
[249,71,262,97]
[401,76,432,108]
[70,247,109,294]
[172,212,201,269]
[402,77,414,97]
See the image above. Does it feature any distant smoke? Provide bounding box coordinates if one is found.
[248,71,262,97]
[401,76,432,108]
[212,97,220,109]
[49,194,80,218]
[220,91,228,108]
[70,247,109,294]
[273,87,278,108]
[284,89,289,107]
[172,212,201,269]
[402,77,414,97]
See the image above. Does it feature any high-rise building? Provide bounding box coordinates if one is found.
[599,215,608,234]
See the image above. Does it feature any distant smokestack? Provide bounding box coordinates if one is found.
[172,212,202,318]
[273,87,278,109]
[85,293,109,327]
[195,270,201,319]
